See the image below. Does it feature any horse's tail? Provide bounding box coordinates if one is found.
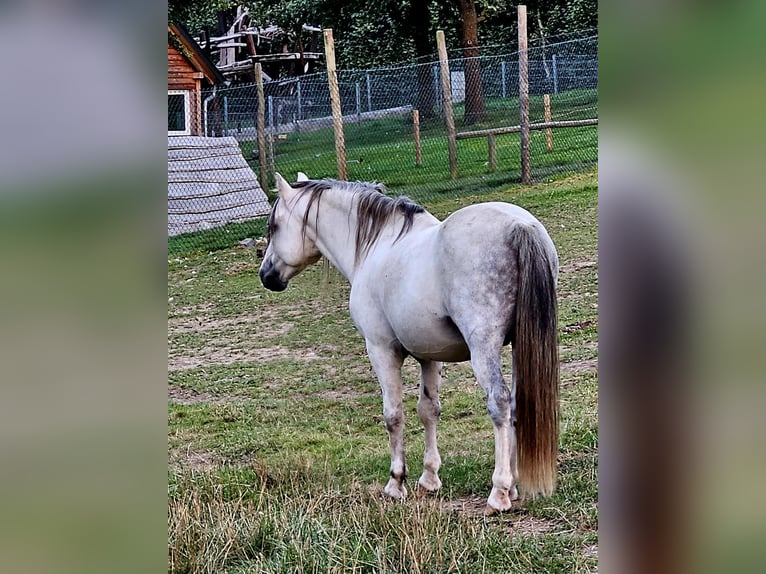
[511,224,559,497]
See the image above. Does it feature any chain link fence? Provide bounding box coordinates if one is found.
[168,35,597,255]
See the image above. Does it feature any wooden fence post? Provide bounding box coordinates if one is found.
[436,30,458,179]
[323,28,347,180]
[413,109,422,166]
[518,5,531,185]
[488,133,497,172]
[544,94,553,151]
[254,62,269,193]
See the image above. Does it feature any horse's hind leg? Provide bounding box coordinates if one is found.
[470,340,516,513]
[417,360,443,492]
[366,342,408,499]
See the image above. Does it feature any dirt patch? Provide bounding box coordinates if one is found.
[562,320,597,333]
[444,495,560,536]
[168,447,221,471]
[168,314,292,336]
[224,261,259,276]
[560,259,597,274]
[168,385,251,404]
[317,388,378,401]
[443,495,487,518]
[509,514,557,536]
[561,358,598,374]
[168,344,320,371]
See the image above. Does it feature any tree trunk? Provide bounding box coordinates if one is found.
[409,0,436,119]
[458,0,485,125]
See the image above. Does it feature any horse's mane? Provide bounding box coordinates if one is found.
[289,179,425,264]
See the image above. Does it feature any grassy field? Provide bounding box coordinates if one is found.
[168,170,598,573]
[242,91,597,192]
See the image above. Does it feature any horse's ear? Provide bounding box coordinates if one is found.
[275,172,295,200]
[296,172,309,182]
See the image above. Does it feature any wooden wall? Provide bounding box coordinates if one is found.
[168,44,203,135]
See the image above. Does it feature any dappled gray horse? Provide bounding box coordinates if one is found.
[259,173,559,512]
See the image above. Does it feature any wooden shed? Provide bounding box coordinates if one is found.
[168,23,226,136]
[168,24,270,237]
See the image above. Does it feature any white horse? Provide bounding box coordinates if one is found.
[259,173,559,513]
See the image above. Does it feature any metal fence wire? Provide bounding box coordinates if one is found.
[168,35,597,254]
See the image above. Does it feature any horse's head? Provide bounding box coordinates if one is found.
[259,172,321,291]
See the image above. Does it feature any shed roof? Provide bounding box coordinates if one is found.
[168,22,227,86]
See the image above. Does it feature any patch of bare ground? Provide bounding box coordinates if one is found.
[316,388,378,401]
[560,259,597,274]
[443,495,487,517]
[168,344,323,371]
[168,447,220,471]
[168,305,295,336]
[169,385,251,405]
[223,261,259,276]
[561,358,598,374]
[443,496,561,535]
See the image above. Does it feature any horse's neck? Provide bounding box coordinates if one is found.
[308,190,361,283]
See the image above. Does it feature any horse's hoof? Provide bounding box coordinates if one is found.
[486,487,514,513]
[383,480,408,500]
[417,473,442,493]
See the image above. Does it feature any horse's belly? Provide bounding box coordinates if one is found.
[394,317,471,362]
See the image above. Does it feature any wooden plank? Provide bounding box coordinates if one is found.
[487,133,497,172]
[168,60,194,71]
[249,52,323,61]
[168,80,197,90]
[456,119,598,140]
[544,94,553,151]
[437,30,458,179]
[254,62,269,192]
[413,109,422,167]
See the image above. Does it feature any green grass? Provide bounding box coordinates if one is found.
[168,219,268,259]
[248,91,597,191]
[168,171,598,573]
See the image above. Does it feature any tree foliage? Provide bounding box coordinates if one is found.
[168,0,596,68]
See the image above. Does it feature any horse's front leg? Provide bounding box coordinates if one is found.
[417,359,443,492]
[366,342,408,499]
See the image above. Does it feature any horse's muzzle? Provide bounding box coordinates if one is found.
[259,262,288,292]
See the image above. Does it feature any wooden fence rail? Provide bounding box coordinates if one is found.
[455,118,598,175]
[456,118,599,140]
